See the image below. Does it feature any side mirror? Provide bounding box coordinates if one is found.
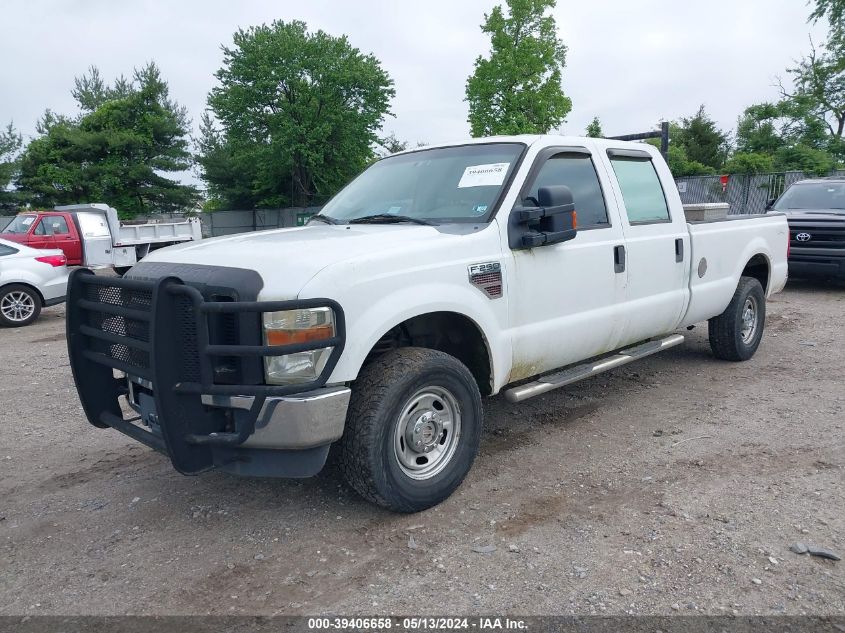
[765,197,776,211]
[509,185,578,249]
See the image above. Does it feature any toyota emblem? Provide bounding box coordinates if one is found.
[796,232,812,242]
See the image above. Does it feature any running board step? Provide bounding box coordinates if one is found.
[503,334,685,403]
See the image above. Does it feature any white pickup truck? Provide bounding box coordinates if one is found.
[66,135,788,512]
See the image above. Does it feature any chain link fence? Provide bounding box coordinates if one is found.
[200,207,322,237]
[675,170,845,215]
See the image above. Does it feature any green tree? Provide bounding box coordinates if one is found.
[17,63,198,216]
[199,20,394,209]
[674,105,730,170]
[778,37,845,154]
[733,95,841,172]
[722,151,775,174]
[811,0,845,23]
[465,0,571,137]
[810,0,845,39]
[378,133,408,156]
[648,117,723,176]
[585,116,603,138]
[663,143,717,177]
[775,143,837,174]
[0,123,22,209]
[72,66,133,114]
[735,103,787,155]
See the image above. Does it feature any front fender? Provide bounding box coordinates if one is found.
[303,279,511,394]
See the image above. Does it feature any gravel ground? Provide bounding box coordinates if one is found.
[0,279,843,616]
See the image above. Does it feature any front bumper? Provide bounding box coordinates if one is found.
[788,253,845,279]
[199,386,351,449]
[66,267,347,477]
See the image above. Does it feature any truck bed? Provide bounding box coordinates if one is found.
[116,219,202,246]
[681,213,789,327]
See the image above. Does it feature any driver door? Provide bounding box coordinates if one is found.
[505,148,628,381]
[27,217,54,250]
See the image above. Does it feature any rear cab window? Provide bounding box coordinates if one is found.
[523,150,609,229]
[608,152,671,224]
[46,216,71,235]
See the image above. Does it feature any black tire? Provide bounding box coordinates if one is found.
[0,284,42,328]
[339,347,483,513]
[708,276,766,361]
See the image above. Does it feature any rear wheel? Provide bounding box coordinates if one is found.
[0,284,42,327]
[708,276,765,361]
[339,347,483,512]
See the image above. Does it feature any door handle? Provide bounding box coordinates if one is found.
[675,238,684,263]
[613,245,626,273]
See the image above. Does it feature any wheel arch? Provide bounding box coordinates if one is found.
[741,252,771,294]
[0,280,46,306]
[356,310,495,396]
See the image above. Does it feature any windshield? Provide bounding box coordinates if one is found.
[318,143,524,224]
[774,182,845,210]
[2,215,37,234]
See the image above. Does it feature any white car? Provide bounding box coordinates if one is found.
[0,237,69,327]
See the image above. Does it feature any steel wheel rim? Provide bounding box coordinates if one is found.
[1,291,35,322]
[393,386,462,480]
[740,295,758,344]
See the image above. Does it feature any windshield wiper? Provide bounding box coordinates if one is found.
[348,214,434,226]
[307,214,343,225]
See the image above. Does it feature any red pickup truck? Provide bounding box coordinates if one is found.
[2,212,84,264]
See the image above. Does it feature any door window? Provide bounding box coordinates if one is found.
[525,153,609,228]
[0,244,18,256]
[610,157,670,223]
[46,216,70,235]
[32,219,47,236]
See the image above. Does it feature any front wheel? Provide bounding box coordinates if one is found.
[339,347,483,512]
[708,276,766,361]
[0,284,42,327]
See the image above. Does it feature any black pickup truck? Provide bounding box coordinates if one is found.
[770,178,845,279]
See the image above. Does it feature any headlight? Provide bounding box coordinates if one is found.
[263,308,335,384]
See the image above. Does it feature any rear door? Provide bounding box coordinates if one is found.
[506,147,629,379]
[602,148,690,344]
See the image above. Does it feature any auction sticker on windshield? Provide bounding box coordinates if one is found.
[458,163,509,188]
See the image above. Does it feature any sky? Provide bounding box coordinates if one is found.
[0,0,829,187]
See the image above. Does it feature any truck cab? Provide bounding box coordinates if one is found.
[2,212,83,264]
[66,135,789,513]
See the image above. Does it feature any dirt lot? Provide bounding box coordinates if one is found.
[0,280,843,616]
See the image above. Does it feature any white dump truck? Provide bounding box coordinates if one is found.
[1,203,202,273]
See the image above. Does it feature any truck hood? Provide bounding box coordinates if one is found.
[141,224,448,297]
[0,233,26,244]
